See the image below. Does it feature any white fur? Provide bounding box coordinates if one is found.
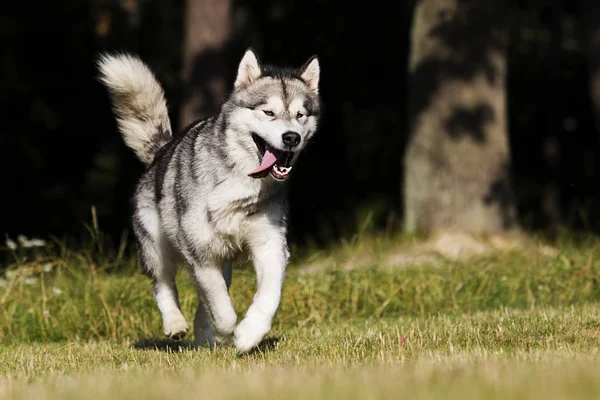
[97,54,171,164]
[234,212,288,352]
[289,97,307,116]
[261,96,286,115]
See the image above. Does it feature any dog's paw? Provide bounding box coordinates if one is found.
[234,316,271,354]
[163,313,189,340]
[211,310,237,345]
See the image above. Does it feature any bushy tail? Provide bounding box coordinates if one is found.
[97,53,172,165]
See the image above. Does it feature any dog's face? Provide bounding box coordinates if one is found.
[225,49,321,182]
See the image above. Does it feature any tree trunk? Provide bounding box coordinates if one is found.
[403,0,517,235]
[578,0,600,132]
[180,0,231,128]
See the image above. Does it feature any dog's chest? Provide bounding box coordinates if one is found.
[206,184,264,253]
[211,201,257,235]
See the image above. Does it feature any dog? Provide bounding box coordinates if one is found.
[98,48,321,353]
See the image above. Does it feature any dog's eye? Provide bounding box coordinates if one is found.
[296,112,304,119]
[263,110,274,117]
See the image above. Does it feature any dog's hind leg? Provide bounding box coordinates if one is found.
[193,300,214,348]
[152,252,189,340]
[134,207,189,340]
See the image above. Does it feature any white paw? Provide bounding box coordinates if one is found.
[212,311,237,343]
[163,312,189,340]
[234,316,271,353]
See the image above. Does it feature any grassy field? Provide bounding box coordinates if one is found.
[1,232,600,399]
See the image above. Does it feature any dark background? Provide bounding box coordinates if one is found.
[1,0,598,250]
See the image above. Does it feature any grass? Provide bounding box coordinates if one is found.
[1,232,600,399]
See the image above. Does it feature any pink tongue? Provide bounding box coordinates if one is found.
[248,148,283,178]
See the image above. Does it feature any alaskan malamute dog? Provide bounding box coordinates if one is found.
[98,49,321,353]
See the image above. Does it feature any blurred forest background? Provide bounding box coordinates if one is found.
[2,0,600,250]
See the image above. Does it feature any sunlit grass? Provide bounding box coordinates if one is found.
[1,231,600,399]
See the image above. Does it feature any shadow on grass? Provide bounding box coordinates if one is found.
[130,336,282,354]
[131,338,196,352]
[237,337,282,357]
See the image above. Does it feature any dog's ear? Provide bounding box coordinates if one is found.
[299,55,320,94]
[234,48,262,88]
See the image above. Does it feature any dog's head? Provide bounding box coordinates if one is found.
[224,49,321,182]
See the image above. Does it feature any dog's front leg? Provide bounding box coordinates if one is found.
[188,259,238,347]
[194,260,234,348]
[234,224,288,353]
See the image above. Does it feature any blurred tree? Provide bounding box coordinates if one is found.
[88,0,144,242]
[403,0,517,235]
[578,0,600,131]
[180,0,232,127]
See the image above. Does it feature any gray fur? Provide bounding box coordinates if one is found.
[98,48,321,353]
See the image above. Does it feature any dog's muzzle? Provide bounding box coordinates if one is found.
[248,133,294,181]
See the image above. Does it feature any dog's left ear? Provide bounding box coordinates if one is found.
[299,55,320,94]
[235,48,262,88]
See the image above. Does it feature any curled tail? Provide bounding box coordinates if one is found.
[97,53,172,165]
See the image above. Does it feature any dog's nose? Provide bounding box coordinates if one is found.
[282,131,301,147]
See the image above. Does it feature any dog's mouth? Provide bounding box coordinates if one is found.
[248,133,294,181]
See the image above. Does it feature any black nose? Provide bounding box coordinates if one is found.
[282,131,301,147]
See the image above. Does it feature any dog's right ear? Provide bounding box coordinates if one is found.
[234,48,262,88]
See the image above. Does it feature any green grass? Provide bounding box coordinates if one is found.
[1,233,600,399]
